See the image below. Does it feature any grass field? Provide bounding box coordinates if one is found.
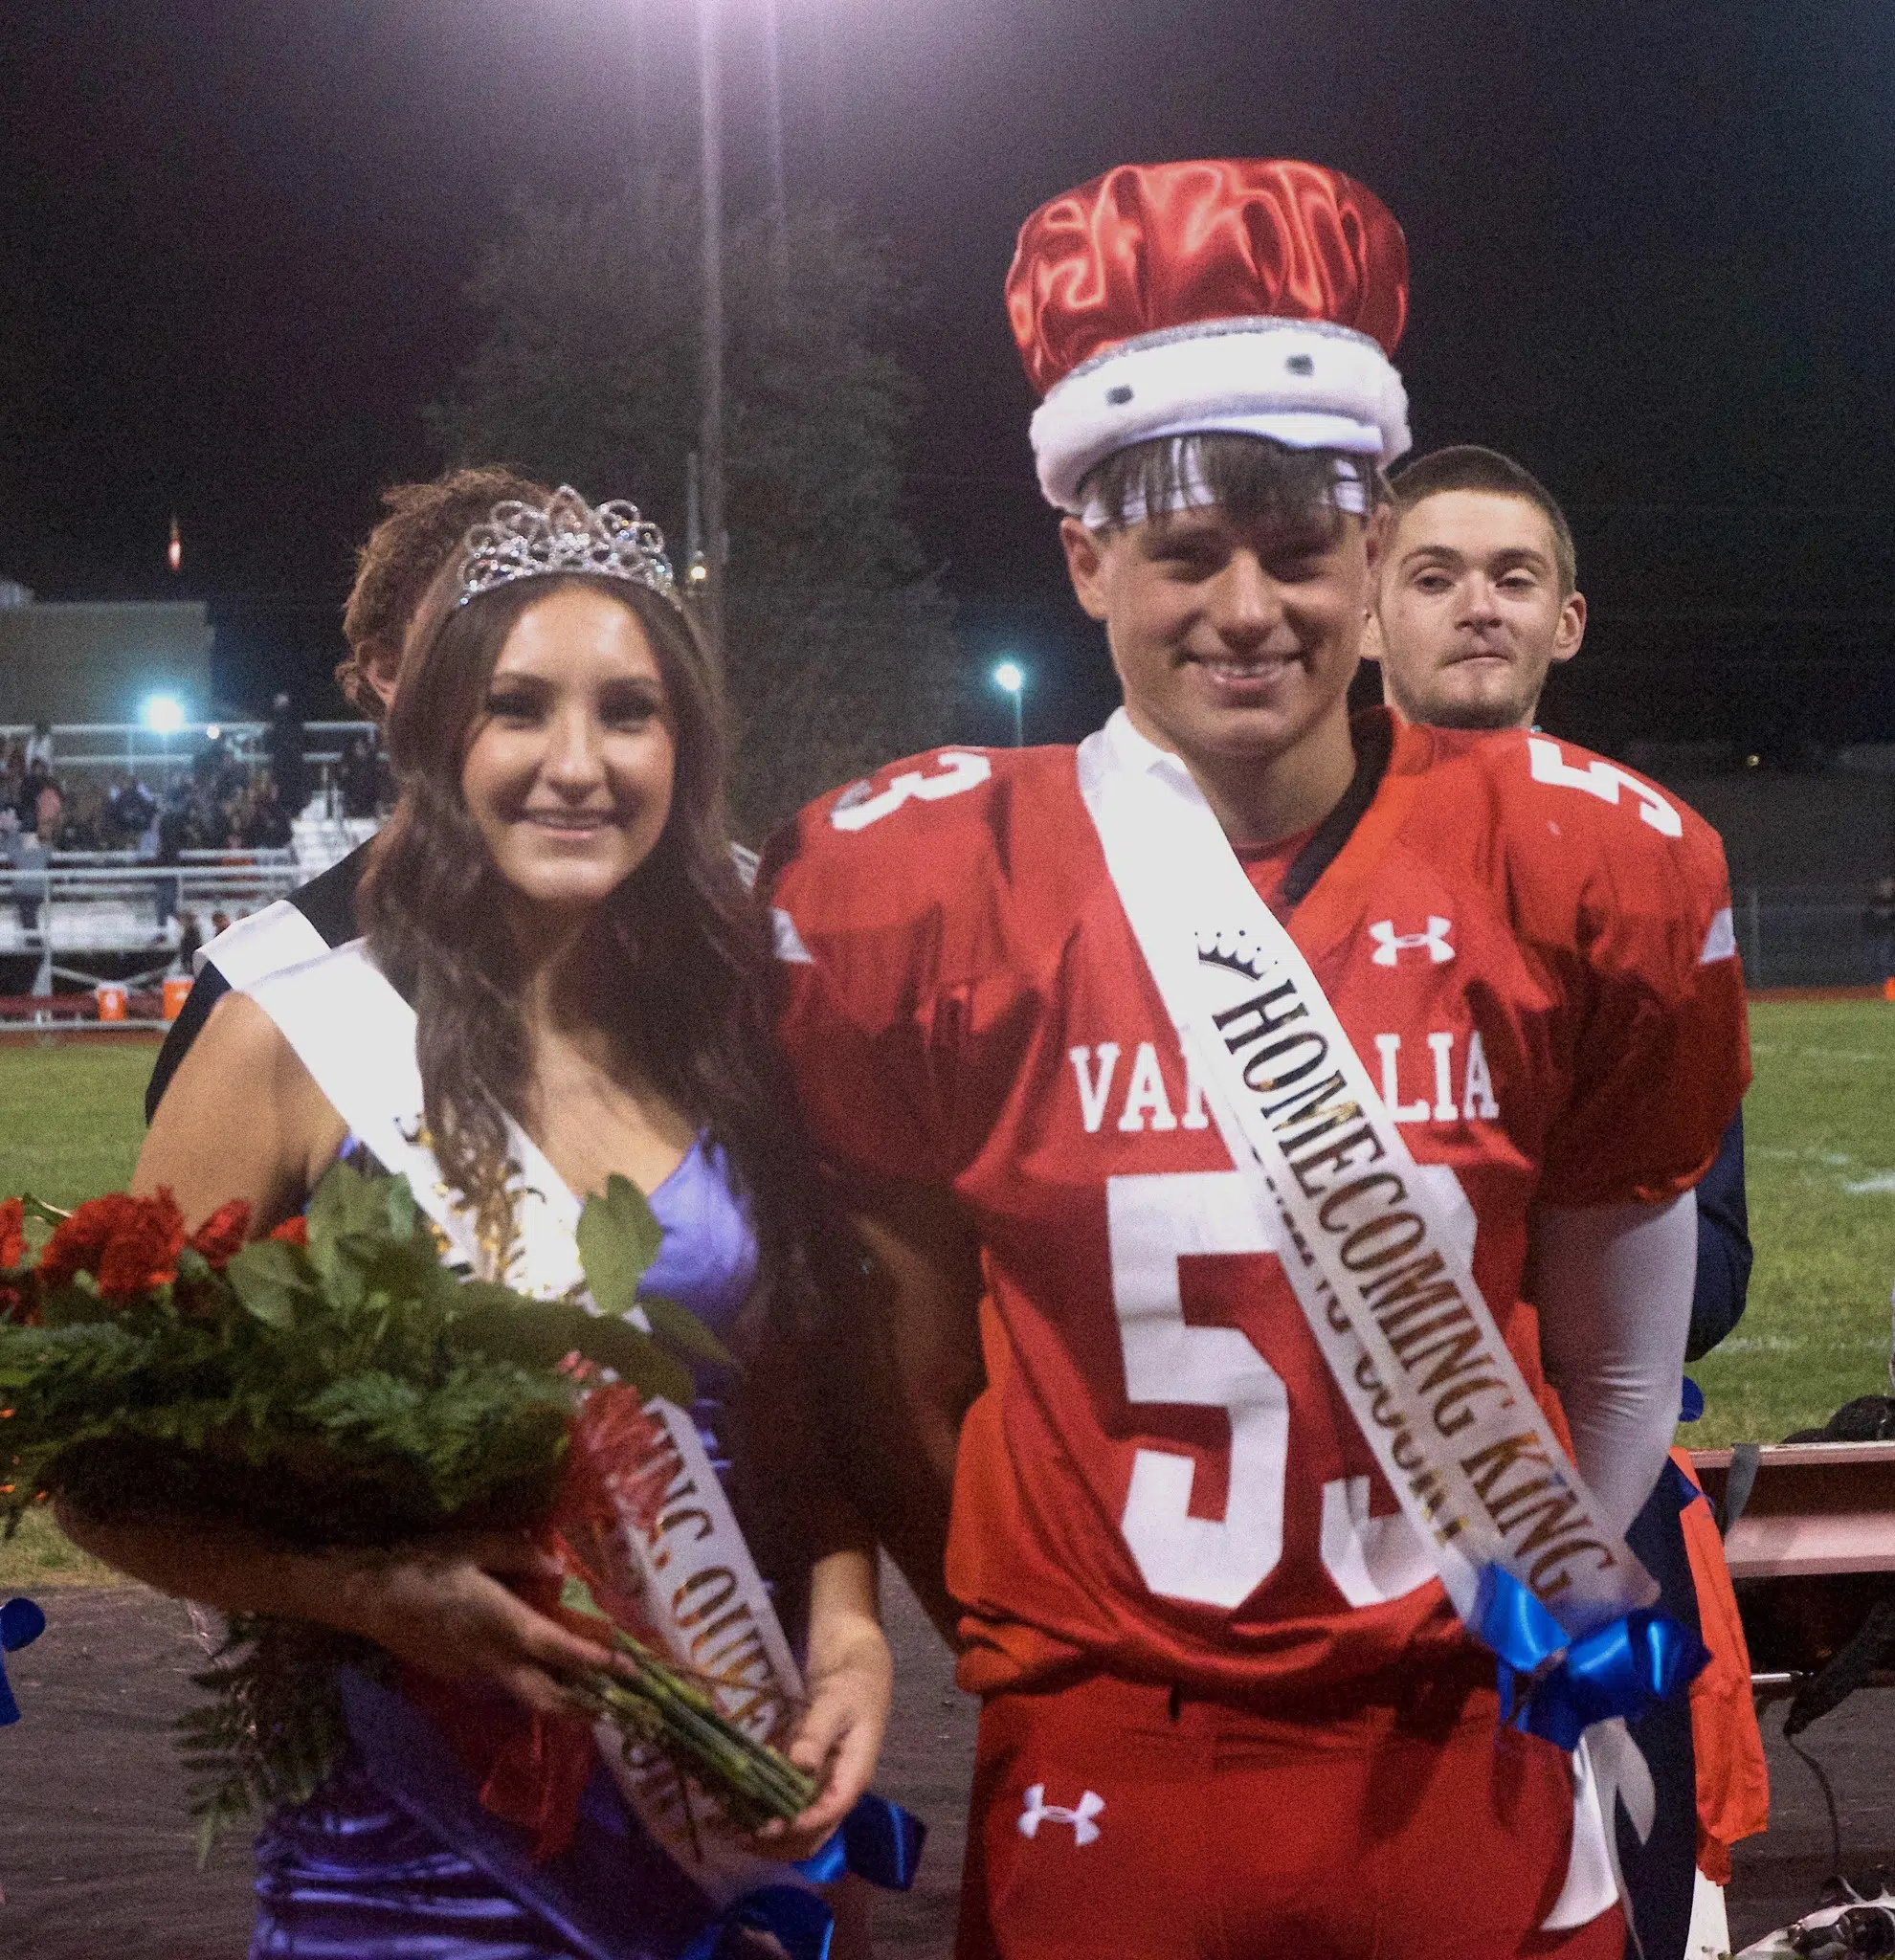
[0,1042,155,1588]
[1,1007,1893,1588]
[0,1041,153,1207]
[1692,1000,1895,1445]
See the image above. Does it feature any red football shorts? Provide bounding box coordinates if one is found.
[955,1668,1625,1960]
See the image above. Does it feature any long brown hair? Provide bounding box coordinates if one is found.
[358,565,802,1290]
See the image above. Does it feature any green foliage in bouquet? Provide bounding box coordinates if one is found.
[179,1612,381,1858]
[563,1577,816,1840]
[1,1164,705,1544]
[0,1162,746,1855]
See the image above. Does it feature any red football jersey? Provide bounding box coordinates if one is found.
[766,714,1750,1700]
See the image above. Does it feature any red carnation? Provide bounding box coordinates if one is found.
[41,1191,188,1303]
[189,1199,253,1272]
[269,1215,309,1248]
[0,1197,23,1271]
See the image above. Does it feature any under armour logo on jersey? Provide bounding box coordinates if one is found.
[1017,1784,1104,1846]
[1368,917,1455,967]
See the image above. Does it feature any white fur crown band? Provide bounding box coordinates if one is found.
[1030,318,1413,517]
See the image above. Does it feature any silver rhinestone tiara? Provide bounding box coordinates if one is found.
[457,484,680,610]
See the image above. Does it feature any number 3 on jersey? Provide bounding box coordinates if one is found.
[830,750,991,833]
[1107,1169,1472,1614]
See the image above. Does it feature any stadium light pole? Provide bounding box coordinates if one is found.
[761,0,789,300]
[992,658,1026,746]
[644,0,788,635]
[695,0,728,650]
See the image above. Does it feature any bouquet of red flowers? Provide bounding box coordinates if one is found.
[0,1164,814,1854]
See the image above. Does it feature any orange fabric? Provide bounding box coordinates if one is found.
[1004,159,1409,394]
[1671,1447,1770,1882]
[400,1573,604,1864]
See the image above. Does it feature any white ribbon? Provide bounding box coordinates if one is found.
[1543,1716,1654,1937]
[244,940,809,1905]
[198,898,330,984]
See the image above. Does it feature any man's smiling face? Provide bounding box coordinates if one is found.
[1367,488,1586,730]
[1060,498,1376,770]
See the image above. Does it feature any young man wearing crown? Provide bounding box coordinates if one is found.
[766,160,1749,1957]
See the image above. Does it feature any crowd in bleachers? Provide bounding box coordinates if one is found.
[1,722,388,862]
[2,739,292,856]
[1,721,389,947]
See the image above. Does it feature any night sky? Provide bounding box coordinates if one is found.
[3,0,1892,751]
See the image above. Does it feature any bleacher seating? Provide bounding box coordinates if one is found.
[1,720,384,1007]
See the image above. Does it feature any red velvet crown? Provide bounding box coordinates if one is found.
[1006,159,1409,398]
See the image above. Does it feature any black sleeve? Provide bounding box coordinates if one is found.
[144,843,369,1123]
[1684,1107,1753,1363]
[145,965,232,1122]
[291,845,369,947]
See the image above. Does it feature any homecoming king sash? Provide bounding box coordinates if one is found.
[1079,711,1686,1935]
[242,940,914,1943]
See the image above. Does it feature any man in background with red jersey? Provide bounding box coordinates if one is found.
[1366,442,1767,1960]
[766,162,1748,1958]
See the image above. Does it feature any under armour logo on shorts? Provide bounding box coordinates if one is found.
[1017,1783,1104,1846]
[1369,917,1455,967]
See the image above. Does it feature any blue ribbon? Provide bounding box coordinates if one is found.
[0,1594,47,1726]
[1659,1453,1701,1517]
[1473,1567,1707,1753]
[680,1793,925,1960]
[684,1884,835,1960]
[793,1792,925,1889]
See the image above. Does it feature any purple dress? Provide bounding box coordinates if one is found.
[251,1137,764,1960]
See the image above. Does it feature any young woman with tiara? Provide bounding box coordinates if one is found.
[59,486,898,1959]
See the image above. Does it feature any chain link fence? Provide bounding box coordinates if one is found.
[1737,888,1895,990]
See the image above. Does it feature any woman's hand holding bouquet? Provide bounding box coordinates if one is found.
[0,1164,848,1857]
[758,1572,895,1861]
[322,1528,608,1724]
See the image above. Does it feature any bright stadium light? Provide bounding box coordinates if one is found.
[142,694,186,735]
[991,658,1027,746]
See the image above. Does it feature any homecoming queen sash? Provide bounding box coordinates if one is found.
[241,940,833,1919]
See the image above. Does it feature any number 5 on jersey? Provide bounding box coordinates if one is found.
[1107,1169,1468,1614]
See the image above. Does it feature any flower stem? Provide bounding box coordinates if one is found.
[568,1629,818,1827]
